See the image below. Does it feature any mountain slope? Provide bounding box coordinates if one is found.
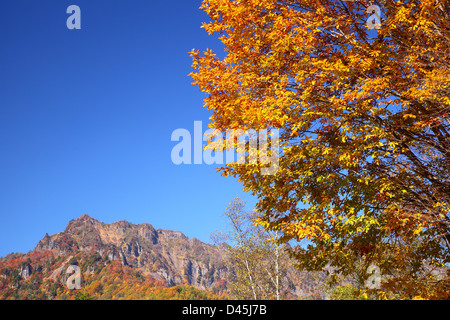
[0,214,326,300]
[33,214,227,290]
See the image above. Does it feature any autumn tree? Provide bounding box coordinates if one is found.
[328,283,365,300]
[190,0,450,298]
[74,291,93,300]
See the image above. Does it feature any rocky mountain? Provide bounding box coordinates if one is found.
[33,214,228,290]
[0,214,327,300]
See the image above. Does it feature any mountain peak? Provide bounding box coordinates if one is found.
[75,213,97,222]
[32,215,228,290]
[66,214,101,229]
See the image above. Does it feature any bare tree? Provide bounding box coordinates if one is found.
[212,197,290,300]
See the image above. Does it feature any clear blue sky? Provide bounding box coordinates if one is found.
[0,0,256,257]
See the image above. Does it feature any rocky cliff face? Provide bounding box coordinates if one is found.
[34,214,227,290]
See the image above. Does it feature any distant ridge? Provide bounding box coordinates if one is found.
[32,214,227,289]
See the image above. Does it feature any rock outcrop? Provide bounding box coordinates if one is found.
[34,214,227,290]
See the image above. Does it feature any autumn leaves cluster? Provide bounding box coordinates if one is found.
[190,0,449,299]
